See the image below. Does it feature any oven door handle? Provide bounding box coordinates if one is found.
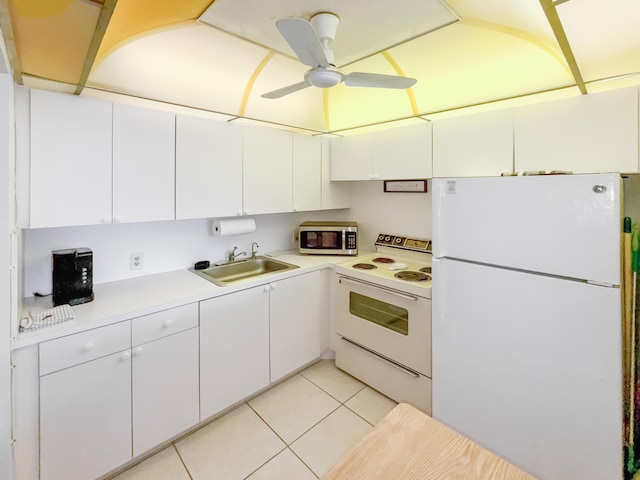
[338,276,418,301]
[340,337,420,378]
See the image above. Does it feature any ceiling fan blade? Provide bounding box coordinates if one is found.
[344,72,417,89]
[276,18,329,68]
[261,81,311,99]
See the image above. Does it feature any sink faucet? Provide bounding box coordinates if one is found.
[228,246,246,263]
[251,242,259,260]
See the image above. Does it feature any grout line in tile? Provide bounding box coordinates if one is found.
[246,392,342,447]
[298,372,367,404]
[240,445,288,480]
[287,446,321,479]
[172,442,194,480]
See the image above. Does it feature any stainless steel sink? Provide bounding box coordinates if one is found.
[192,256,299,286]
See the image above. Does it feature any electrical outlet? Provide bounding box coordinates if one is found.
[130,252,144,270]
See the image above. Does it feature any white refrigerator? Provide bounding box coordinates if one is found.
[432,174,631,480]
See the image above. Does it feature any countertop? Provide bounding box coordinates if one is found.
[14,251,355,349]
[321,403,537,480]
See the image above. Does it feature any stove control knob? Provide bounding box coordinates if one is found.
[384,236,391,242]
[395,237,403,244]
[378,234,385,241]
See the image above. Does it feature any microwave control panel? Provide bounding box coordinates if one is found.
[346,232,357,250]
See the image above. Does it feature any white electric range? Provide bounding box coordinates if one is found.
[335,233,432,298]
[334,233,433,414]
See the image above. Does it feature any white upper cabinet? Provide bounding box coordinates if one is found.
[433,109,514,177]
[330,132,373,181]
[175,115,243,219]
[374,122,433,179]
[292,134,322,212]
[242,127,293,215]
[331,122,432,180]
[321,137,351,209]
[514,87,639,174]
[30,89,112,228]
[113,104,175,223]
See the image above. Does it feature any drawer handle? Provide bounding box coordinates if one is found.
[134,347,144,357]
[163,319,173,328]
[121,351,131,361]
[83,342,95,352]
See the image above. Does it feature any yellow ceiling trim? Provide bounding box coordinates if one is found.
[75,0,118,95]
[381,51,418,116]
[460,18,572,78]
[238,50,274,117]
[92,20,197,68]
[0,0,24,83]
[323,89,330,131]
[96,0,212,64]
[538,0,586,94]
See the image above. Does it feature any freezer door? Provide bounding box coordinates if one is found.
[432,258,622,480]
[432,174,621,285]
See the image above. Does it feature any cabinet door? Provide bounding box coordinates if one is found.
[330,133,373,180]
[132,328,199,456]
[514,87,639,173]
[321,137,351,209]
[292,134,322,212]
[175,115,243,219]
[243,127,293,214]
[433,109,514,177]
[113,104,175,223]
[40,350,131,480]
[30,89,112,228]
[270,271,325,382]
[374,122,433,180]
[200,287,270,419]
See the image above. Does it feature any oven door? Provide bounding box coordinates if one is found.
[336,275,431,376]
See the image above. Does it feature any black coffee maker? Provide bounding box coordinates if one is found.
[52,248,95,306]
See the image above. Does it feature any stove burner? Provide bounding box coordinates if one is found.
[352,263,377,270]
[419,266,432,274]
[372,257,395,264]
[394,271,431,282]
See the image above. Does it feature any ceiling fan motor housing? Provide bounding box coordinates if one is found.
[305,67,344,88]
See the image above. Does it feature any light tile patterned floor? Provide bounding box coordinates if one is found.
[108,360,397,480]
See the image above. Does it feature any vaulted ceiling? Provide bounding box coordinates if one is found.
[1,0,639,133]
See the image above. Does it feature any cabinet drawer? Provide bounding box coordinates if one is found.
[132,303,198,346]
[40,321,130,376]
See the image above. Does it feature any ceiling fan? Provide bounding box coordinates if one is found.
[261,12,417,99]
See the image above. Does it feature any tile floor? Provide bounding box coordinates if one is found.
[108,360,397,480]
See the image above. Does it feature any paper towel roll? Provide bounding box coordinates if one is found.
[213,218,256,236]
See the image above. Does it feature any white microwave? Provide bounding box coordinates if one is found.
[298,221,358,255]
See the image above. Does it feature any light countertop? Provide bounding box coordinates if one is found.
[14,251,358,349]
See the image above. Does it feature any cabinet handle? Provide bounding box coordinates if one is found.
[264,285,271,292]
[113,217,123,223]
[243,210,249,215]
[121,351,131,361]
[372,174,379,179]
[293,207,298,212]
[83,342,95,352]
[163,319,173,328]
[236,211,243,216]
[134,347,144,357]
[101,218,111,224]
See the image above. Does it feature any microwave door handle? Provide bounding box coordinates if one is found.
[342,230,346,252]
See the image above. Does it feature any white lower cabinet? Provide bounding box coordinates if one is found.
[199,287,270,420]
[270,271,325,382]
[40,350,132,480]
[132,328,199,456]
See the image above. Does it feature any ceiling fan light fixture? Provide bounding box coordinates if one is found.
[305,68,344,88]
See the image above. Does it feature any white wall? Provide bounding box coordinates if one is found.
[347,180,432,249]
[22,210,349,295]
[1,73,13,480]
